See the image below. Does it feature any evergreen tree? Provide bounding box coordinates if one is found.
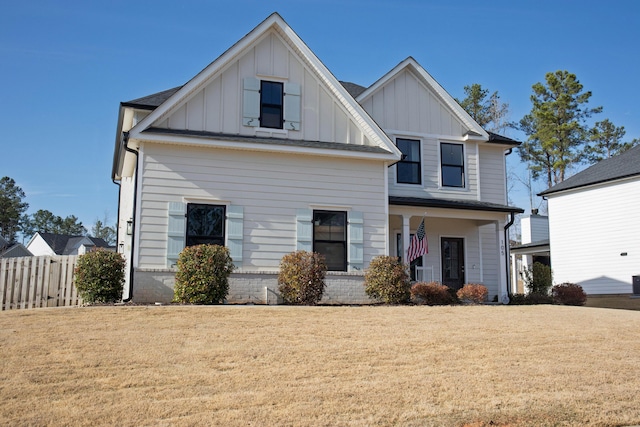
[456,83,510,133]
[23,209,87,237]
[517,70,602,188]
[90,217,116,245]
[585,119,637,163]
[0,177,29,243]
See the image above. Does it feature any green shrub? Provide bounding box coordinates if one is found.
[74,250,126,304]
[173,244,235,304]
[410,281,456,305]
[364,256,411,304]
[457,283,488,304]
[278,250,327,305]
[552,282,587,306]
[523,262,553,295]
[508,292,554,305]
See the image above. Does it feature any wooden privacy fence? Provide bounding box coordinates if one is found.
[0,256,82,310]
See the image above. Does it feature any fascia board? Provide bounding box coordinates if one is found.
[130,133,400,162]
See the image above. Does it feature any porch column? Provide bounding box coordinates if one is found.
[402,215,411,264]
[495,220,509,303]
[511,252,518,294]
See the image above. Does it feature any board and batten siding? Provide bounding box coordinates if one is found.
[136,143,388,270]
[359,69,486,202]
[548,178,640,294]
[153,30,370,148]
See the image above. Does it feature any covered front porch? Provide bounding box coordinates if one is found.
[389,196,523,302]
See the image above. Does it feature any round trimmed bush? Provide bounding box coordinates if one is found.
[278,250,327,305]
[74,249,125,304]
[173,244,235,304]
[457,283,488,304]
[411,281,456,305]
[364,256,411,304]
[552,282,587,306]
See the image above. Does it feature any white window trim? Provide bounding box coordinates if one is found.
[394,136,423,187]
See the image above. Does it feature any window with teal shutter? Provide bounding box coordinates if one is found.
[226,205,243,267]
[284,82,301,130]
[243,78,301,130]
[243,78,260,127]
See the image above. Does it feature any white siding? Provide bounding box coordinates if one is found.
[136,143,388,270]
[153,30,370,147]
[548,178,640,294]
[479,145,508,205]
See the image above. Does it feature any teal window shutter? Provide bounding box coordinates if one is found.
[348,211,364,271]
[243,78,260,127]
[167,202,186,268]
[284,82,301,131]
[227,205,244,268]
[296,209,312,251]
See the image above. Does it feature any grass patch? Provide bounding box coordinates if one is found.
[1,305,639,426]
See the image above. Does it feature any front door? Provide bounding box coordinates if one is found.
[442,237,464,290]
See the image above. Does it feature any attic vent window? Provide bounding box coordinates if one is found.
[243,78,301,130]
[260,81,283,129]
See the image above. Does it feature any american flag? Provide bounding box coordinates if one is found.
[407,218,428,262]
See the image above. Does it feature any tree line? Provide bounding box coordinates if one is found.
[0,176,116,245]
[456,70,637,190]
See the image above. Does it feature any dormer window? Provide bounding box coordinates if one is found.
[260,81,284,129]
[243,78,301,131]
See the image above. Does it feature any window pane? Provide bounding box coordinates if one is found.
[313,210,347,271]
[315,242,346,271]
[261,106,282,128]
[186,204,225,247]
[441,143,463,166]
[397,138,420,162]
[442,165,464,187]
[397,162,420,184]
[261,82,282,105]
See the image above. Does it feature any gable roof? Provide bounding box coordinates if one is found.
[539,144,640,196]
[122,13,400,164]
[121,86,183,110]
[356,57,490,141]
[36,233,111,255]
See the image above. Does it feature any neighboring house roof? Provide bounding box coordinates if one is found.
[0,242,32,258]
[340,81,367,98]
[539,144,640,196]
[37,233,111,255]
[510,239,550,251]
[389,196,524,214]
[121,86,183,110]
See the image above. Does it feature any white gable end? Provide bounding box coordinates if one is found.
[133,17,398,157]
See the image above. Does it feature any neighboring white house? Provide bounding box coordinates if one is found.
[27,233,112,256]
[509,211,550,293]
[539,144,640,295]
[112,13,523,304]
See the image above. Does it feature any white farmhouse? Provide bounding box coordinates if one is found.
[540,144,640,294]
[112,13,523,304]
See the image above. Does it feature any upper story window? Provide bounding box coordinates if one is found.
[396,138,421,185]
[186,203,226,247]
[260,81,284,129]
[313,210,347,271]
[243,78,301,131]
[441,143,465,188]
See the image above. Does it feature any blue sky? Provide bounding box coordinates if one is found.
[2,0,639,236]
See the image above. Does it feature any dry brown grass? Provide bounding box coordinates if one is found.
[1,305,639,427]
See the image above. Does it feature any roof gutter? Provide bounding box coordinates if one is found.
[503,210,517,302]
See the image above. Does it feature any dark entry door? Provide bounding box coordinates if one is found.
[441,237,464,290]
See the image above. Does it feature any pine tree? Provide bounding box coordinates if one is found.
[517,70,602,188]
[0,177,28,243]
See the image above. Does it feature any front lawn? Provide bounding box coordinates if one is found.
[1,305,639,426]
